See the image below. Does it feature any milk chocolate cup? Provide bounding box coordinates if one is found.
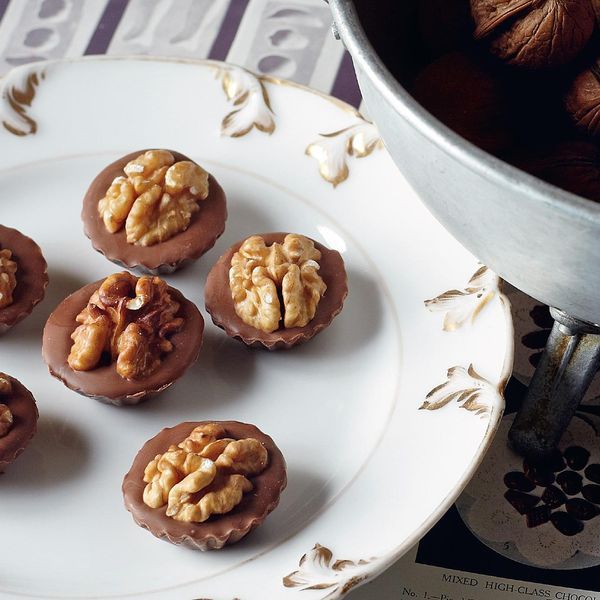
[0,225,48,335]
[204,232,348,350]
[122,420,287,550]
[0,375,38,473]
[82,150,227,274]
[42,279,204,406]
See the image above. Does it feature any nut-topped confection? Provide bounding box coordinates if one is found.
[123,421,286,549]
[0,372,38,472]
[0,225,48,334]
[42,272,204,406]
[205,232,347,349]
[83,150,227,273]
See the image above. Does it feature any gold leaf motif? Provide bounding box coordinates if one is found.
[421,365,502,417]
[216,66,275,137]
[283,543,374,598]
[342,575,368,594]
[306,120,383,187]
[424,265,499,331]
[1,71,44,137]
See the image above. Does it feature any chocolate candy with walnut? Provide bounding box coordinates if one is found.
[0,373,38,473]
[205,232,347,350]
[82,150,227,274]
[0,225,48,334]
[42,275,203,406]
[123,421,286,550]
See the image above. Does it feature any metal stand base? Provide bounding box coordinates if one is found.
[508,309,600,461]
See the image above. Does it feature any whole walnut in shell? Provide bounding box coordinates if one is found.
[412,51,513,154]
[594,0,600,22]
[565,59,600,138]
[470,0,596,69]
[516,140,600,202]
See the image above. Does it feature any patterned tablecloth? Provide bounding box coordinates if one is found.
[0,0,361,106]
[4,2,600,599]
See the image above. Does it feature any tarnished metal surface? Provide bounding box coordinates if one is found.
[508,310,600,459]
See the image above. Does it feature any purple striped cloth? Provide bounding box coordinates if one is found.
[0,0,362,108]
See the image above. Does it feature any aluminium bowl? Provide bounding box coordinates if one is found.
[329,0,600,325]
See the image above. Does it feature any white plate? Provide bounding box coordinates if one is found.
[0,57,513,600]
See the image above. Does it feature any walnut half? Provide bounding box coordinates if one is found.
[0,404,13,438]
[68,272,184,380]
[98,150,210,247]
[0,373,13,438]
[142,423,268,523]
[0,248,17,309]
[229,234,327,333]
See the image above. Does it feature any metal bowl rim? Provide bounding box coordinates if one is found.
[328,0,600,225]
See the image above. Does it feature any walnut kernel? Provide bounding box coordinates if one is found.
[178,473,252,523]
[0,373,12,395]
[0,373,13,438]
[98,150,209,247]
[215,438,268,476]
[0,248,17,309]
[142,423,268,523]
[229,234,327,333]
[0,404,13,438]
[68,272,183,380]
[178,423,227,453]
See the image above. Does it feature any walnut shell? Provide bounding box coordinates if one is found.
[516,140,600,202]
[470,0,596,69]
[412,51,513,154]
[565,60,600,137]
[594,0,600,23]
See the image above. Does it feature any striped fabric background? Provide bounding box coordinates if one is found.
[0,0,362,107]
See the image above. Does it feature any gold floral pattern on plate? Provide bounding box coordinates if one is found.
[213,63,382,186]
[422,264,513,418]
[425,265,500,331]
[283,544,374,598]
[306,119,383,187]
[0,71,45,137]
[421,365,502,417]
[1,70,44,137]
[216,65,275,137]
